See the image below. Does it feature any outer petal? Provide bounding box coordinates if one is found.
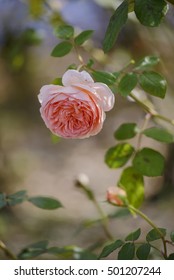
[93,82,115,111]
[73,83,115,112]
[38,85,63,104]
[62,69,94,86]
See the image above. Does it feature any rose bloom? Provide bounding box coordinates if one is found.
[38,70,115,139]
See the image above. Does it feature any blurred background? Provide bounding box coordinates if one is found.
[0,0,174,259]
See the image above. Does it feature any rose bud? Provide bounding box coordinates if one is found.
[107,186,126,206]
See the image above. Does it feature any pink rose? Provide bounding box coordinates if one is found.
[38,70,115,139]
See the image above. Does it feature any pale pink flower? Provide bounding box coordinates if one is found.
[38,70,115,139]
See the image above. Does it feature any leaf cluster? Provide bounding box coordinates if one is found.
[98,227,174,260]
[103,0,169,53]
[51,24,93,57]
[0,190,62,210]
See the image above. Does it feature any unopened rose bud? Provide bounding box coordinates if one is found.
[107,187,126,206]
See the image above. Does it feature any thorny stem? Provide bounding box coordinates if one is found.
[128,205,167,259]
[0,240,17,260]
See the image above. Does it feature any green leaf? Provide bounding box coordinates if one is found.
[74,30,94,45]
[7,190,27,206]
[51,41,73,57]
[170,231,174,242]
[118,167,144,208]
[51,133,61,144]
[125,228,141,241]
[52,77,63,85]
[146,228,166,242]
[29,0,43,18]
[54,24,74,39]
[105,143,134,168]
[139,71,167,99]
[48,246,97,260]
[109,208,130,219]
[135,56,160,70]
[118,242,135,260]
[103,0,128,52]
[0,193,6,209]
[92,71,116,86]
[114,123,137,140]
[74,250,97,260]
[134,0,168,27]
[86,59,94,68]
[143,127,174,143]
[18,240,48,259]
[136,243,151,260]
[168,253,174,260]
[98,240,124,259]
[118,73,138,97]
[133,148,165,177]
[67,63,77,70]
[28,196,63,210]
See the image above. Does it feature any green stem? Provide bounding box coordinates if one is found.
[75,180,114,241]
[0,240,17,260]
[92,198,114,241]
[129,92,174,127]
[128,205,167,258]
[136,113,151,151]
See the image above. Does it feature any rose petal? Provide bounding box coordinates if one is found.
[93,82,115,111]
[62,69,94,86]
[38,85,63,104]
[73,83,115,112]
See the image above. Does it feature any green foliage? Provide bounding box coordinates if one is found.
[133,148,165,177]
[143,127,174,143]
[139,71,167,99]
[74,30,94,46]
[47,246,97,260]
[98,239,124,259]
[114,123,137,140]
[28,196,63,210]
[103,0,128,52]
[92,71,116,86]
[134,0,168,27]
[134,56,160,70]
[7,190,27,206]
[18,240,49,259]
[105,143,134,168]
[52,77,63,85]
[29,0,44,18]
[0,194,6,209]
[125,228,141,241]
[51,133,61,144]
[170,231,174,242]
[146,228,166,242]
[136,243,151,260]
[118,73,138,97]
[118,242,135,260]
[54,25,74,39]
[119,167,144,208]
[168,253,174,260]
[51,42,73,57]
